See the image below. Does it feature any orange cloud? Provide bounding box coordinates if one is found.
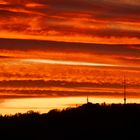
[0,0,140,44]
[0,38,140,67]
[0,0,140,100]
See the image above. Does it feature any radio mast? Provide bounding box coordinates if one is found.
[87,96,89,104]
[123,75,126,104]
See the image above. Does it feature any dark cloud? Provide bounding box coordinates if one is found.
[26,0,140,22]
[84,28,140,38]
[0,38,140,57]
[0,79,139,89]
[0,0,140,40]
[38,23,140,38]
[1,23,30,32]
[0,55,12,58]
[0,88,139,99]
[1,0,140,21]
[0,9,31,18]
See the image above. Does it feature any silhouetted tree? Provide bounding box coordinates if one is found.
[0,103,140,139]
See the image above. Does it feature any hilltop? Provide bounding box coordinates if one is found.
[0,103,140,139]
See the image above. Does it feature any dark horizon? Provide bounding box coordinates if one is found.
[0,102,140,139]
[0,0,140,116]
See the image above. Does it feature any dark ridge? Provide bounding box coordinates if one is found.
[0,103,140,139]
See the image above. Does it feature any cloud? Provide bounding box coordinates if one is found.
[0,88,139,99]
[0,78,139,90]
[21,0,140,22]
[0,0,140,44]
[0,38,140,67]
[0,1,140,100]
[0,89,117,98]
[0,79,123,88]
[0,60,139,99]
[0,38,140,54]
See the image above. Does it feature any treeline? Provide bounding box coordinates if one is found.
[0,103,140,139]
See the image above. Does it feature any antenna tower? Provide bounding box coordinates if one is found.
[124,75,126,104]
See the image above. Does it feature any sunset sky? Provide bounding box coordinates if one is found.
[0,0,140,114]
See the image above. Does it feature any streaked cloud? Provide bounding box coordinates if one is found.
[0,0,140,43]
[0,0,140,100]
[0,38,140,67]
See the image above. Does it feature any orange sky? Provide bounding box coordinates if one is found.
[0,0,140,101]
[0,0,140,44]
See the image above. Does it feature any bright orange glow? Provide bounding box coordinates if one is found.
[25,3,46,8]
[22,59,119,67]
[1,97,140,115]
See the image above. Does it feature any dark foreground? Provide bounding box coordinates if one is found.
[0,103,140,139]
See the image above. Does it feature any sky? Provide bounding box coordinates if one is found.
[0,0,140,43]
[0,0,140,111]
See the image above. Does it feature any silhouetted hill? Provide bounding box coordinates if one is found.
[0,103,140,139]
